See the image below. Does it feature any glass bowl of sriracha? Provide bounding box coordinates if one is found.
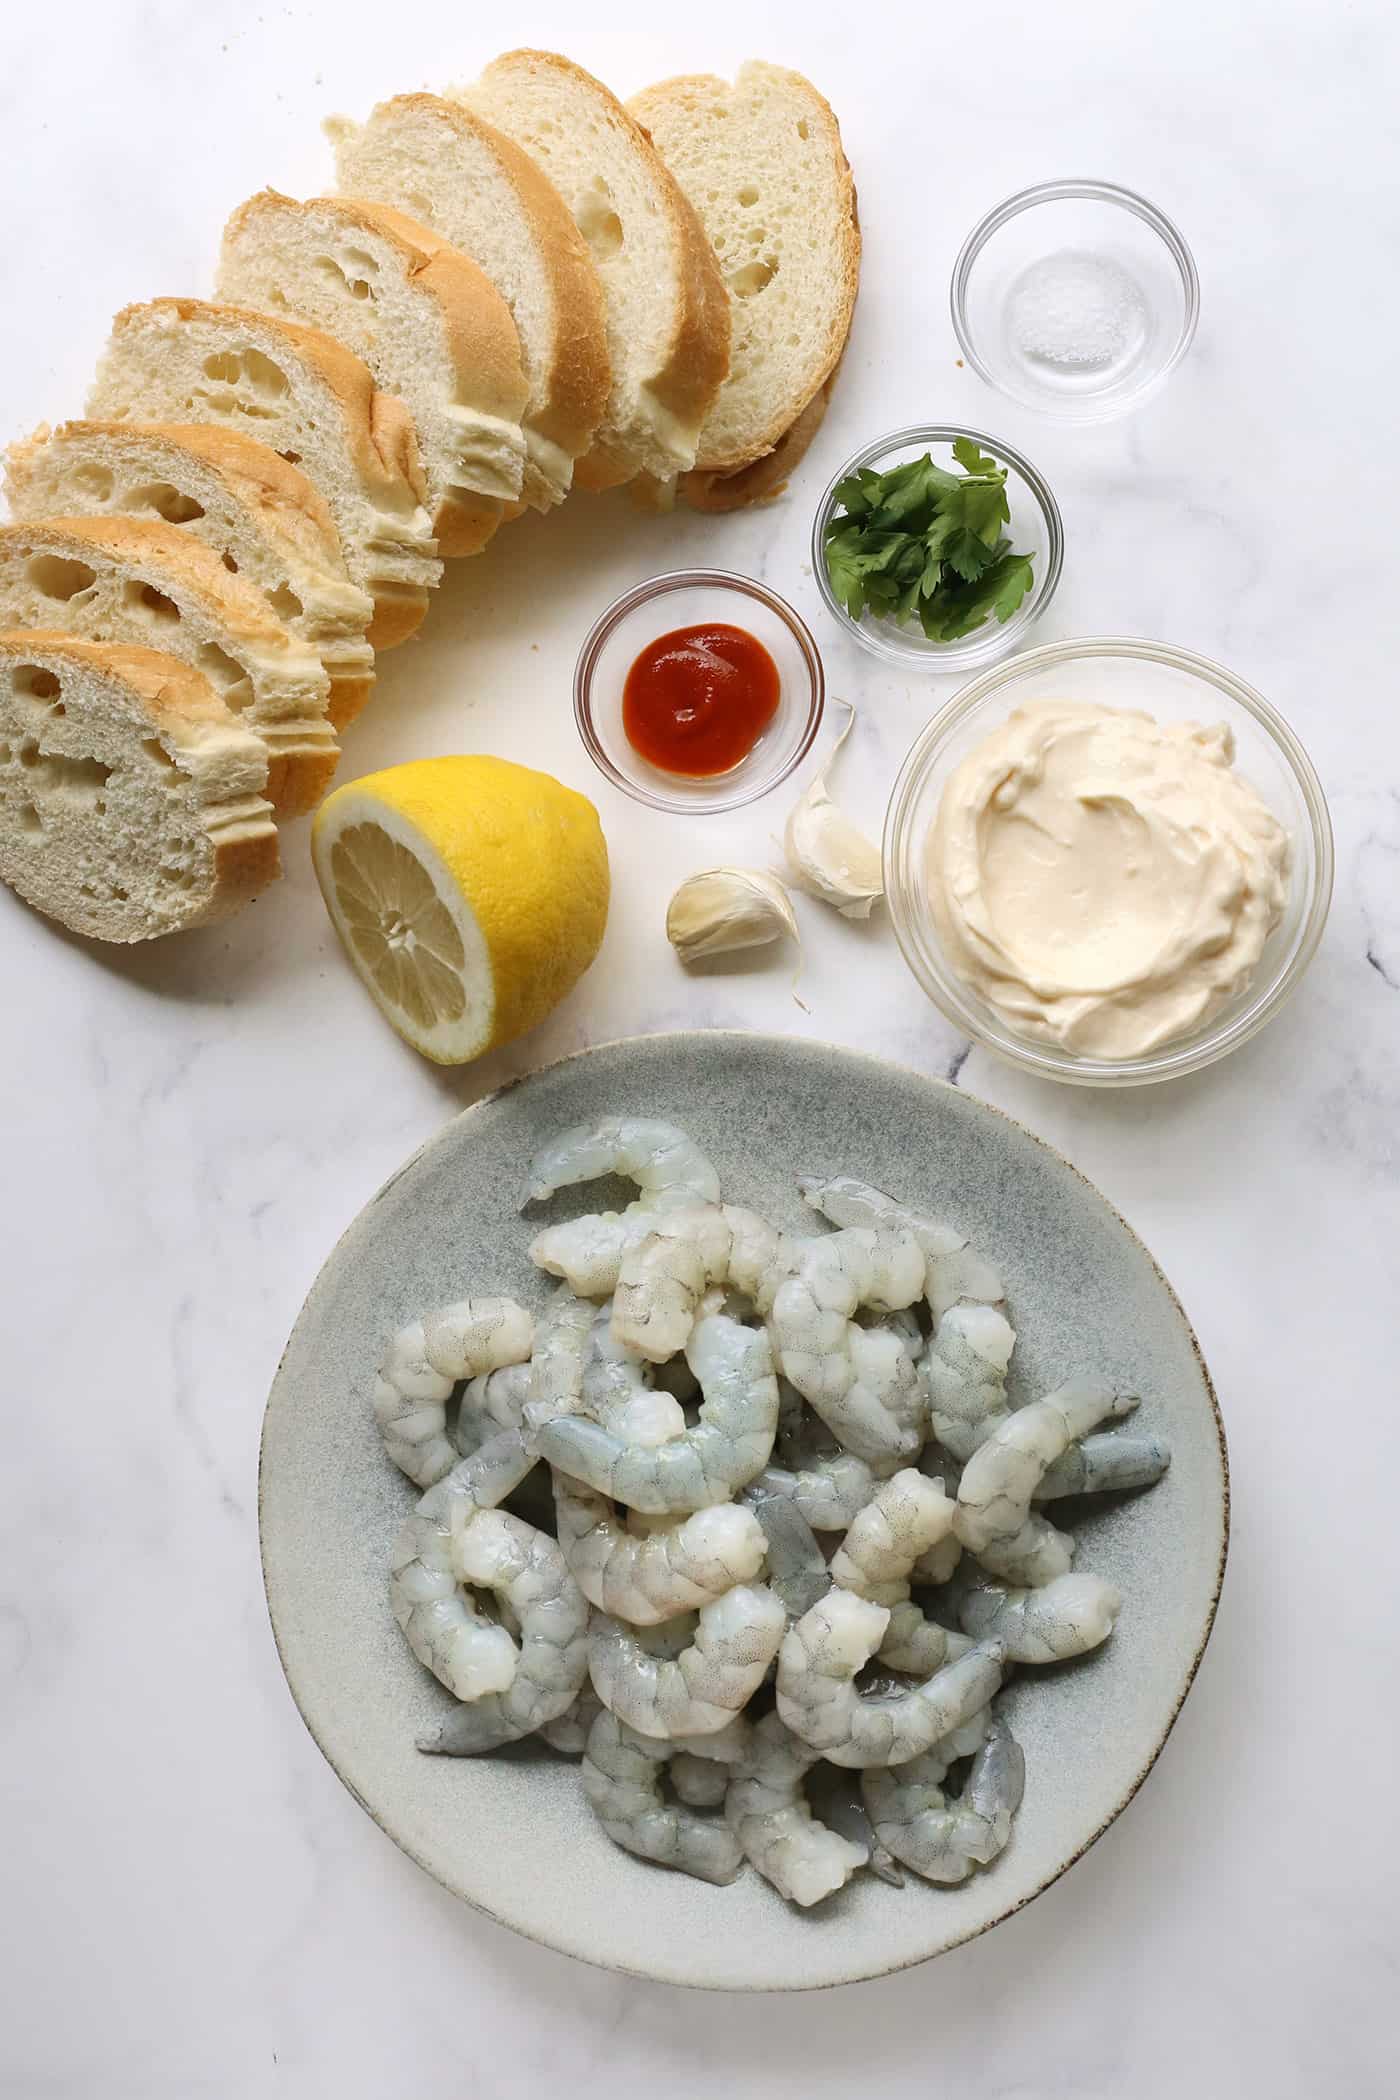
[573,569,825,813]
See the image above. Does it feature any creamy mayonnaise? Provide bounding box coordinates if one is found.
[928,701,1291,1059]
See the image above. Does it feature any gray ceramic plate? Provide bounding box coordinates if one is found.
[259,1032,1227,1991]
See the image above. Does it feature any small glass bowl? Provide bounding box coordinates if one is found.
[884,638,1333,1088]
[951,181,1200,422]
[811,425,1063,675]
[573,569,824,814]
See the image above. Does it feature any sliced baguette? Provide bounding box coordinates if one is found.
[87,298,440,648]
[628,62,859,502]
[217,191,529,555]
[458,50,729,489]
[327,94,610,512]
[0,516,336,815]
[4,420,376,728]
[0,630,278,942]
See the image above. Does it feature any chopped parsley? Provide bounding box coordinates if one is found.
[824,438,1035,643]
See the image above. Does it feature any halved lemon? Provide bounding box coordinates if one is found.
[312,756,610,1064]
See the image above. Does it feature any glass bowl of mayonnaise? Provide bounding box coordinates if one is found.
[885,638,1333,1086]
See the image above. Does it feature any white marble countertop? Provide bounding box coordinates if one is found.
[4,3,1398,2093]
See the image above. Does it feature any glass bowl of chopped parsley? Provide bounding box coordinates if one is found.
[812,425,1062,672]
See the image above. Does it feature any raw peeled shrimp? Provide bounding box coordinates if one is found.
[776,1587,1005,1768]
[798,1175,1004,1322]
[389,1430,537,1701]
[613,1200,785,1338]
[581,1301,687,1446]
[719,1204,787,1304]
[531,1201,738,1360]
[725,1710,868,1906]
[1036,1432,1172,1502]
[529,1206,659,1297]
[877,1608,973,1679]
[753,1453,884,1531]
[922,1304,1018,1465]
[537,1199,925,1417]
[378,1113,1174,1910]
[862,1712,1024,1885]
[533,1200,775,1361]
[525,1117,721,1212]
[611,1208,734,1361]
[524,1100,730,1360]
[589,1584,787,1739]
[456,1361,534,1455]
[860,1702,989,1874]
[740,1483,831,1620]
[830,1469,957,1603]
[522,1284,594,1431]
[581,1707,748,1884]
[533,1311,780,1514]
[954,1378,1137,1585]
[770,1228,927,1464]
[959,1571,1123,1663]
[807,1779,907,1887]
[916,1429,1172,1506]
[849,1314,928,1459]
[375,1297,534,1488]
[553,1469,767,1624]
[538,1680,605,1756]
[829,1468,968,1679]
[848,1321,926,1444]
[418,1507,590,1755]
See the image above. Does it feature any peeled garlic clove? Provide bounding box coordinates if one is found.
[782,702,884,920]
[666,868,800,962]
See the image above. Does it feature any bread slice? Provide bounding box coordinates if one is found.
[4,420,376,728]
[457,50,729,489]
[217,191,529,555]
[327,94,610,512]
[628,62,859,502]
[0,517,337,815]
[0,630,278,942]
[87,298,440,648]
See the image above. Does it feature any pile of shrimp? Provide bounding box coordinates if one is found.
[374,1117,1171,1908]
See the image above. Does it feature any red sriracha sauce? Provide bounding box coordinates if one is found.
[622,622,781,778]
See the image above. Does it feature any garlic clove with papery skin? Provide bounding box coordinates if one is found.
[666,868,800,962]
[782,701,884,920]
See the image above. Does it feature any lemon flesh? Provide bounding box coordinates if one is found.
[312,757,610,1064]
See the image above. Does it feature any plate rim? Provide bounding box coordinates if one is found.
[258,1027,1230,1990]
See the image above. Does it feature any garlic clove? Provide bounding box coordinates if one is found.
[782,701,884,920]
[666,868,800,962]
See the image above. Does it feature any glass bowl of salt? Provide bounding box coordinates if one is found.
[951,180,1199,422]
